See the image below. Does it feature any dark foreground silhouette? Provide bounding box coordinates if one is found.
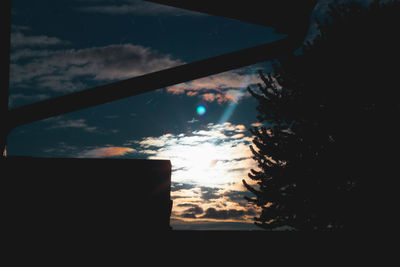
[2,157,172,236]
[244,0,400,231]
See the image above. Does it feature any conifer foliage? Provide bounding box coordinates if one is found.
[243,0,399,230]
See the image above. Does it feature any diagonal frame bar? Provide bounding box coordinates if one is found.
[7,32,307,132]
[4,0,317,148]
[145,0,317,34]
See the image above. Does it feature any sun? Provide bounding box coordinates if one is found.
[172,143,217,170]
[168,142,234,186]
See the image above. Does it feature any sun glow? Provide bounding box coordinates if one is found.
[137,122,256,189]
[168,142,234,186]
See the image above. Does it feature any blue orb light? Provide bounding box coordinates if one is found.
[196,105,206,116]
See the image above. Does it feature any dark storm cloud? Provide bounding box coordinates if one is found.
[200,207,256,220]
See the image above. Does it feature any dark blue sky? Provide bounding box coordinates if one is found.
[7,0,335,230]
[8,0,282,158]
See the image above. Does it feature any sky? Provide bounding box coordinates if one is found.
[7,0,339,230]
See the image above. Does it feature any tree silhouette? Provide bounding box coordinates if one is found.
[244,0,399,230]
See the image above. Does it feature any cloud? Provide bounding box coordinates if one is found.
[250,122,263,127]
[11,32,66,48]
[78,146,135,158]
[200,207,256,220]
[166,69,260,103]
[46,118,98,132]
[128,122,262,226]
[42,142,80,157]
[222,190,256,207]
[200,187,222,202]
[132,122,257,189]
[231,133,245,139]
[187,118,199,124]
[8,93,49,108]
[171,183,196,192]
[77,0,205,16]
[105,115,119,119]
[181,205,204,218]
[10,43,183,93]
[9,26,262,105]
[43,116,120,135]
[11,25,31,32]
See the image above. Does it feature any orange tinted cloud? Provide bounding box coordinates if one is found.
[200,92,237,103]
[79,147,135,158]
[186,91,198,96]
[251,122,263,127]
[201,93,216,102]
[166,69,259,103]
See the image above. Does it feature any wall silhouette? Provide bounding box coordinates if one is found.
[2,157,172,236]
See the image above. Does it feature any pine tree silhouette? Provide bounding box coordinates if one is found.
[244,0,399,231]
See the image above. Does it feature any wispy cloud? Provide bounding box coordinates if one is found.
[45,118,98,133]
[10,37,183,94]
[9,25,261,105]
[187,118,199,124]
[42,142,80,157]
[11,32,66,48]
[78,146,135,158]
[8,93,49,108]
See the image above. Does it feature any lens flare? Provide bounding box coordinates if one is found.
[196,105,206,116]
